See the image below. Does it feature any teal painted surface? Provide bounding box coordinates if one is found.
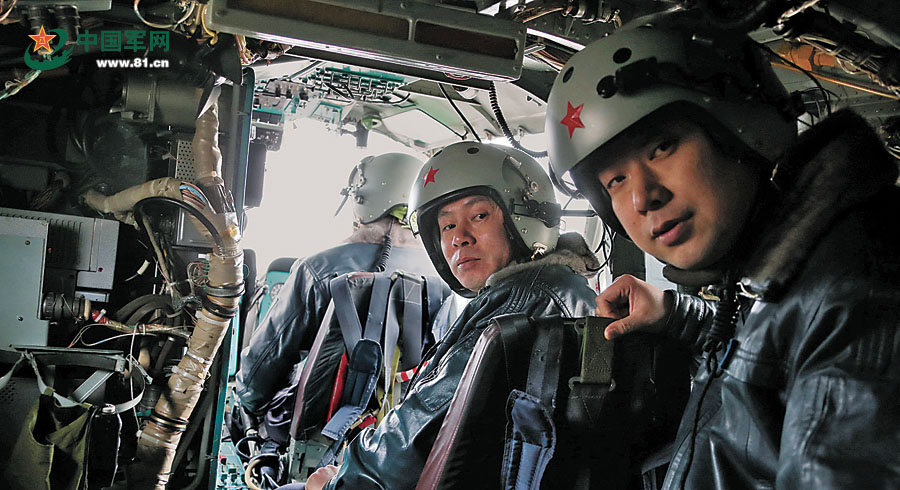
[210,324,234,490]
[254,106,284,115]
[259,270,291,321]
[211,68,256,490]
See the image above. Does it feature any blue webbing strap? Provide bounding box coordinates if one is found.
[501,325,563,490]
[319,338,382,465]
[319,273,393,466]
[502,391,557,490]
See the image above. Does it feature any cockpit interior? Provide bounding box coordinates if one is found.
[0,1,898,489]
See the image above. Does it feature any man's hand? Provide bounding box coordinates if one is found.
[305,465,340,490]
[596,274,671,340]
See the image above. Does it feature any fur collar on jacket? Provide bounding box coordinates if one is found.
[343,217,421,248]
[484,232,600,288]
[663,110,899,299]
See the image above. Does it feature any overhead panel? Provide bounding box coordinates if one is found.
[381,109,458,146]
[205,0,526,81]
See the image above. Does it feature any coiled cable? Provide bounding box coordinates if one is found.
[702,288,739,355]
[375,219,394,272]
[488,82,548,158]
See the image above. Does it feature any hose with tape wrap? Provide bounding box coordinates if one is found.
[82,102,243,490]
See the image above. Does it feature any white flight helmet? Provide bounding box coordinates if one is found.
[340,152,424,224]
[546,13,798,236]
[407,142,560,297]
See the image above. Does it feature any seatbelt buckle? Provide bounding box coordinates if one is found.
[569,316,615,388]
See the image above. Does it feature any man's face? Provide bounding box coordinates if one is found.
[594,123,759,270]
[437,195,512,292]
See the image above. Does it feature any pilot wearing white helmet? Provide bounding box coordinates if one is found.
[307,141,600,490]
[546,12,900,490]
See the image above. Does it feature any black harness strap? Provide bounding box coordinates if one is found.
[330,275,365,355]
[399,275,425,371]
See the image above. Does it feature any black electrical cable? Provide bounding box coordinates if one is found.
[365,90,413,106]
[438,84,481,142]
[548,164,582,198]
[134,196,227,251]
[234,434,264,461]
[324,81,353,101]
[114,294,171,322]
[387,92,411,106]
[797,87,840,119]
[426,111,467,141]
[133,209,181,293]
[596,225,614,273]
[488,81,548,158]
[126,302,174,326]
[702,289,740,354]
[247,452,280,465]
[678,359,717,490]
[593,222,607,255]
[679,288,740,490]
[375,219,394,273]
[156,223,183,286]
[370,91,412,106]
[247,452,283,489]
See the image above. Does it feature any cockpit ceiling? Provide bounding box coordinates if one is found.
[227,0,900,154]
[0,1,898,154]
[380,109,463,148]
[205,0,528,82]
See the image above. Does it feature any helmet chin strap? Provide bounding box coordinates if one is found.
[511,198,563,228]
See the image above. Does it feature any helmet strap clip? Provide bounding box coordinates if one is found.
[513,199,562,228]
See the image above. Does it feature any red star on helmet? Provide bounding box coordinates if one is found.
[560,102,585,139]
[423,166,439,187]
